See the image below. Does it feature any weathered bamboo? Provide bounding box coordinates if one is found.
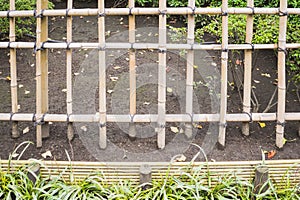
[35,0,49,147]
[157,0,167,149]
[128,0,137,139]
[276,0,288,148]
[1,7,300,17]
[2,42,300,50]
[185,0,195,139]
[66,0,74,141]
[1,112,300,123]
[9,0,19,138]
[98,0,107,149]
[242,0,254,136]
[218,0,229,148]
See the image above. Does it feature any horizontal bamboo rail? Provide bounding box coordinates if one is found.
[0,113,299,123]
[1,8,300,18]
[2,42,300,50]
[1,159,299,188]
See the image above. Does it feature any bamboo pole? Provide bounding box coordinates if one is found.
[276,0,288,148]
[9,0,19,138]
[242,0,254,136]
[35,0,49,147]
[218,0,229,149]
[128,0,136,139]
[2,42,300,50]
[157,0,167,149]
[185,0,195,139]
[98,0,107,149]
[1,112,300,123]
[66,0,74,141]
[1,7,300,17]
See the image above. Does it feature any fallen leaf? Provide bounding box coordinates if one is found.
[175,155,186,162]
[125,57,129,61]
[179,128,184,134]
[267,150,276,159]
[193,65,198,69]
[81,126,87,132]
[235,59,242,65]
[113,66,121,70]
[167,87,173,93]
[253,80,260,83]
[211,62,217,67]
[195,124,203,129]
[41,150,52,159]
[110,77,118,82]
[24,90,30,95]
[23,127,30,134]
[261,73,271,78]
[170,126,179,133]
[136,34,142,37]
[107,90,114,94]
[62,89,67,93]
[143,102,150,105]
[6,76,11,81]
[18,84,24,88]
[258,122,266,128]
[74,72,80,76]
[30,63,35,67]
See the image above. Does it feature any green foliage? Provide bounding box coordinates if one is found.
[1,161,300,199]
[0,0,54,39]
[136,0,300,83]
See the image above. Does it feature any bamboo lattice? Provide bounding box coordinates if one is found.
[0,0,299,149]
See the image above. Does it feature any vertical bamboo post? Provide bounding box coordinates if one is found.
[253,165,269,196]
[157,0,167,149]
[36,0,49,147]
[218,0,229,148]
[139,164,152,190]
[276,0,288,148]
[242,0,254,136]
[98,0,107,149]
[185,0,195,138]
[66,0,74,141]
[128,0,137,139]
[9,0,19,138]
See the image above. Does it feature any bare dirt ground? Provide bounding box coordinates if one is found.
[0,1,299,162]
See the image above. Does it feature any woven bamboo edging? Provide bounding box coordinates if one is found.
[1,159,299,188]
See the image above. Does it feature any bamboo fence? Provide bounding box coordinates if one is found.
[0,0,299,150]
[1,159,300,188]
